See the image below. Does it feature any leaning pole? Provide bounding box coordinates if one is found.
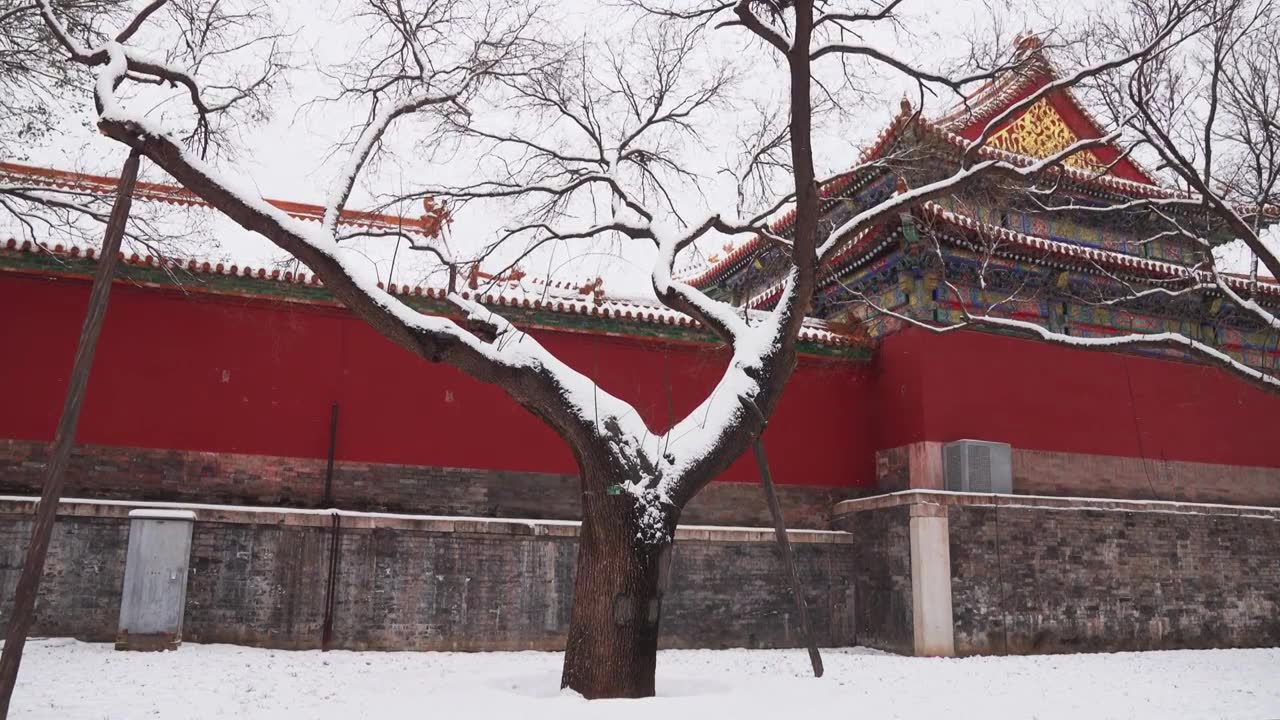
[0,150,141,718]
[738,396,824,678]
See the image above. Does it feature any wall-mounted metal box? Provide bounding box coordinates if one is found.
[116,509,195,651]
[943,440,1012,494]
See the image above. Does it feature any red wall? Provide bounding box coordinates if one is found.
[5,272,1278,493]
[874,328,1280,469]
[0,271,874,488]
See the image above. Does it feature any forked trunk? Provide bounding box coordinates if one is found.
[560,470,675,699]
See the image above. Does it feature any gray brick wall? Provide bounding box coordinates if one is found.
[0,504,856,652]
[831,505,913,654]
[948,503,1280,655]
[184,522,331,648]
[0,515,128,641]
[0,439,857,529]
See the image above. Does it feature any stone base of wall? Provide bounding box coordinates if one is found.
[874,442,1280,507]
[0,438,860,529]
[834,491,1280,656]
[1011,449,1280,507]
[0,497,856,652]
[836,503,913,655]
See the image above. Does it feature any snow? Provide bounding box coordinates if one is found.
[6,640,1278,719]
[857,488,1280,515]
[125,509,195,521]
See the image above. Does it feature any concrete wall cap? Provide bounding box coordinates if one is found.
[127,509,196,521]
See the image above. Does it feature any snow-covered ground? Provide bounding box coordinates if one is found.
[6,640,1278,719]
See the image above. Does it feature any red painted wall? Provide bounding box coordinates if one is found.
[5,272,1277,493]
[0,271,874,488]
[874,327,1280,469]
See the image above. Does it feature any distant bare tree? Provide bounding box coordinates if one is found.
[0,0,285,253]
[31,0,1208,699]
[0,0,126,156]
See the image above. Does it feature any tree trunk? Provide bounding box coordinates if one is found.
[560,472,675,699]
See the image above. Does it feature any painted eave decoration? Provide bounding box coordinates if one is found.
[684,36,1261,293]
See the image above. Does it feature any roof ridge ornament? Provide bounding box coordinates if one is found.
[1013,32,1044,55]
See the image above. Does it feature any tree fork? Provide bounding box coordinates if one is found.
[0,150,141,718]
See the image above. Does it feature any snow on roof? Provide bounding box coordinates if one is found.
[738,199,1280,311]
[923,202,1280,298]
[0,161,450,239]
[0,236,861,350]
[682,40,1280,292]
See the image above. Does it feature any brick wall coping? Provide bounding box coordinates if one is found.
[0,495,853,544]
[833,489,1280,520]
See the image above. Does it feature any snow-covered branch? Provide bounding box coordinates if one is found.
[857,249,1280,391]
[965,0,1206,165]
[819,130,1128,261]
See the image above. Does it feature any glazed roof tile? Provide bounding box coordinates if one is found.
[683,45,1279,291]
[0,161,450,238]
[918,203,1280,298]
[0,237,860,350]
[738,198,1280,311]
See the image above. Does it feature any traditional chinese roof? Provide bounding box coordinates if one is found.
[685,38,1280,292]
[0,161,451,238]
[933,36,1158,186]
[742,200,1280,310]
[917,203,1280,298]
[0,237,865,356]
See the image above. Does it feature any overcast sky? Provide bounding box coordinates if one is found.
[11,0,1275,297]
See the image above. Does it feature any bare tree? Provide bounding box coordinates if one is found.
[30,0,1210,699]
[0,0,286,256]
[0,0,125,157]
[1,0,127,240]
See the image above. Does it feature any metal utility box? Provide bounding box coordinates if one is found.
[116,509,196,651]
[943,440,1013,494]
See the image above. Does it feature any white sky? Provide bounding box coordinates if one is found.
[10,0,1275,297]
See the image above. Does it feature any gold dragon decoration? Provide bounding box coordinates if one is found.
[986,99,1105,172]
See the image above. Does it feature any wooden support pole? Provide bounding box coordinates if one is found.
[322,403,339,507]
[738,397,824,678]
[0,150,141,718]
[320,513,342,651]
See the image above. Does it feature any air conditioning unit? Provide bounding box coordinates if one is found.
[943,440,1012,494]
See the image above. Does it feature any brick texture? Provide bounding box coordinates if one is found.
[875,446,911,492]
[1012,449,1280,506]
[874,442,1280,506]
[0,516,128,641]
[948,502,1280,655]
[184,522,331,648]
[0,503,857,652]
[0,438,859,529]
[830,505,913,654]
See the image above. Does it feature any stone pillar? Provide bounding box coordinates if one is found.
[876,441,945,492]
[116,509,196,651]
[908,501,955,656]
